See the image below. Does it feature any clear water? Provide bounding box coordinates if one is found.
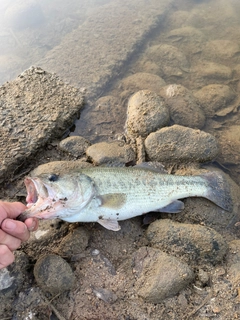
[0,0,240,183]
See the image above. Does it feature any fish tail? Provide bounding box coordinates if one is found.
[203,171,233,212]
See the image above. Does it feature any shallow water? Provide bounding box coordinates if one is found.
[0,0,240,184]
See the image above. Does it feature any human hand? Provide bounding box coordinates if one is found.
[0,201,38,269]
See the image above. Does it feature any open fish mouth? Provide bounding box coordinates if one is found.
[17,177,60,221]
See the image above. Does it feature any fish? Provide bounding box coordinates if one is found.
[17,165,233,231]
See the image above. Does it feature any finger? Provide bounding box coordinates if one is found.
[1,219,30,242]
[0,201,26,224]
[25,217,39,232]
[0,229,22,251]
[0,244,15,269]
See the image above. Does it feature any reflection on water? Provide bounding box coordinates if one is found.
[0,0,240,184]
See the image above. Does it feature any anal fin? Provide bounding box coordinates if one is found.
[156,200,184,213]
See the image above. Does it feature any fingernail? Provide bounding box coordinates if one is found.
[4,219,17,230]
[28,220,36,231]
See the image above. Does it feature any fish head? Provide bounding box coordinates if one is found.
[20,172,95,220]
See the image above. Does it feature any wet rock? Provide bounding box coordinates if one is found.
[146,219,228,264]
[86,141,136,165]
[202,40,240,62]
[193,84,236,117]
[4,0,45,30]
[59,136,90,157]
[31,160,92,176]
[126,90,170,138]
[159,84,205,129]
[191,60,232,86]
[217,126,240,165]
[146,44,190,80]
[144,124,219,163]
[165,27,206,54]
[57,227,90,259]
[133,247,194,303]
[120,72,166,97]
[90,95,126,140]
[34,254,75,295]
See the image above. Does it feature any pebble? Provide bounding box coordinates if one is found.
[193,84,236,117]
[159,84,205,129]
[57,227,90,258]
[144,124,219,164]
[120,72,166,97]
[58,136,90,157]
[133,247,194,303]
[217,125,240,165]
[34,254,75,295]
[146,44,190,80]
[86,141,136,165]
[146,219,228,264]
[126,90,169,138]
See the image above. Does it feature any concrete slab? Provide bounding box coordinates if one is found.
[38,0,173,99]
[0,66,84,182]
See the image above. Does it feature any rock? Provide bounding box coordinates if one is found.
[168,10,190,29]
[159,84,205,129]
[89,95,125,140]
[146,219,228,264]
[59,136,90,157]
[146,44,190,80]
[0,66,84,182]
[57,227,90,259]
[202,40,240,62]
[86,141,136,165]
[191,61,232,86]
[34,254,75,295]
[227,240,240,286]
[120,72,166,97]
[4,0,44,30]
[165,27,206,54]
[31,160,92,176]
[0,252,29,318]
[144,124,219,163]
[126,90,170,137]
[193,84,236,117]
[217,125,240,165]
[133,247,194,303]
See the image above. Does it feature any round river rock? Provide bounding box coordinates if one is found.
[144,124,219,163]
[126,90,169,138]
[34,254,75,295]
[59,136,90,157]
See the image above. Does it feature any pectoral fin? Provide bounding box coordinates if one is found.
[157,200,184,213]
[98,193,126,209]
[97,219,121,231]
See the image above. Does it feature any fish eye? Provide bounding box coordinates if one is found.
[48,174,59,182]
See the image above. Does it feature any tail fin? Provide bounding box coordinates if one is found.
[203,171,233,212]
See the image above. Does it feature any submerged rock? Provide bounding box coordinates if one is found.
[133,247,194,303]
[144,124,219,163]
[202,40,240,62]
[86,141,136,165]
[194,84,236,117]
[146,219,228,264]
[34,254,75,295]
[160,84,205,129]
[126,90,169,138]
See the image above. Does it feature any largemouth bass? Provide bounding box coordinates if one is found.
[17,166,233,231]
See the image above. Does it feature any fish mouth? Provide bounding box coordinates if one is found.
[17,177,60,221]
